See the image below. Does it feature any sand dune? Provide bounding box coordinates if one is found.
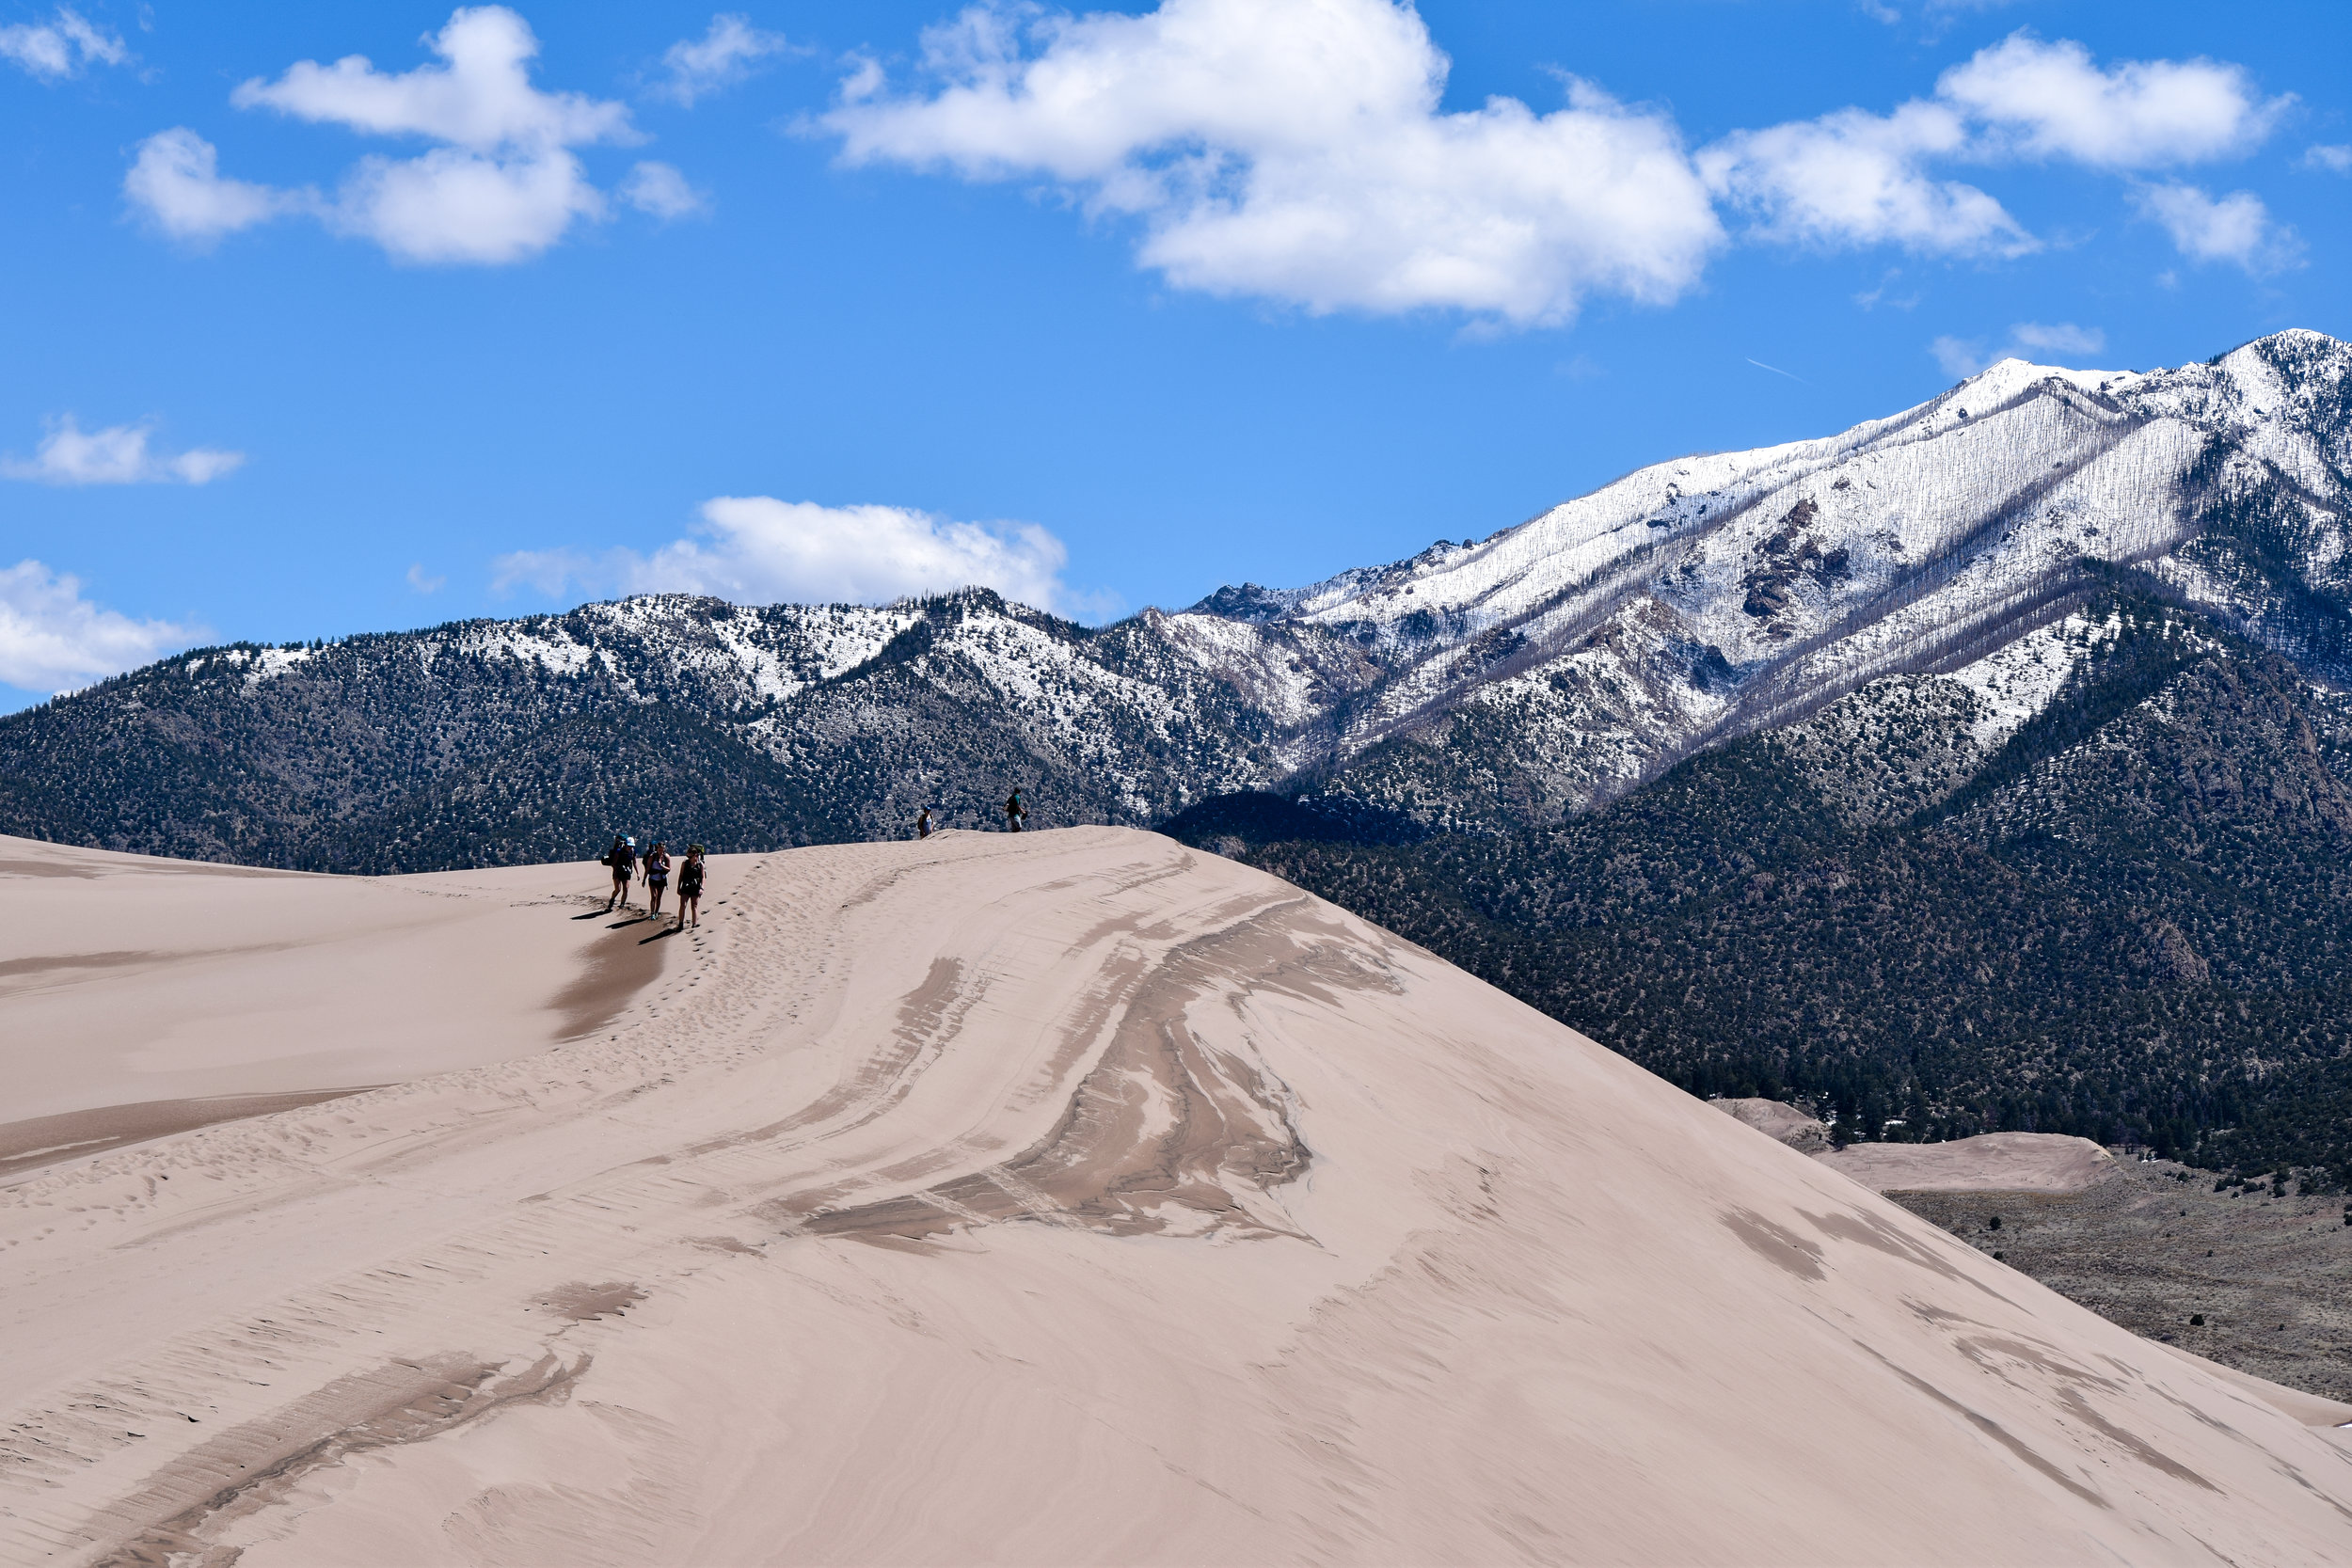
[1709,1096,1829,1152]
[3,828,2349,1565]
[0,833,681,1167]
[1819,1132,2121,1194]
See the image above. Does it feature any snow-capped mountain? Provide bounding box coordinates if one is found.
[1181,328,2350,828]
[2,330,2344,868]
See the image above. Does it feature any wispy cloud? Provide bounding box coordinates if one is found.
[2132,182,2301,274]
[2,416,245,486]
[1852,268,1919,309]
[653,13,789,106]
[620,160,710,219]
[2298,144,2351,175]
[406,563,447,594]
[0,6,126,81]
[0,560,203,694]
[2006,321,2106,357]
[1931,321,2106,378]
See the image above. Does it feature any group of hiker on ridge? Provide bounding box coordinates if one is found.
[915,789,1028,838]
[600,835,707,928]
[599,791,1030,914]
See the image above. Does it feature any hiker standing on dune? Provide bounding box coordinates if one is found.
[676,845,706,929]
[603,835,637,912]
[644,841,672,920]
[916,807,932,839]
[1005,789,1027,832]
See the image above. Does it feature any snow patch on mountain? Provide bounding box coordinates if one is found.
[243,646,317,687]
[1947,611,2114,748]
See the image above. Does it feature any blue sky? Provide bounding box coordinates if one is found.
[2,0,2346,708]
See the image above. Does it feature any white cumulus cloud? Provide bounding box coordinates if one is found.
[125,8,680,265]
[0,561,204,694]
[231,8,629,147]
[0,6,125,80]
[1699,102,2029,256]
[495,498,1079,614]
[655,13,789,106]
[820,0,1722,327]
[123,128,310,245]
[1938,34,2287,168]
[2301,144,2352,175]
[2,416,246,486]
[1703,32,2284,260]
[2133,182,2300,273]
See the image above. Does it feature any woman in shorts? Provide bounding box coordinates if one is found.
[676,845,707,929]
[644,841,672,919]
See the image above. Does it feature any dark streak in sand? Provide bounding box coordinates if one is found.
[549,916,667,1039]
[0,950,156,981]
[0,855,297,880]
[787,898,1378,1243]
[0,1089,381,1180]
[93,1352,587,1567]
[0,944,297,994]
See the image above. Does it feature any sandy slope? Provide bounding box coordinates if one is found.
[1709,1097,1828,1151]
[0,833,689,1151]
[1819,1132,2120,1195]
[2,828,2348,1566]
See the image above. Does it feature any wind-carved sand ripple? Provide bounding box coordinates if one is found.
[787,899,1386,1243]
[3,827,2351,1566]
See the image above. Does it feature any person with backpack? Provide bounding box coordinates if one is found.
[603,835,637,912]
[644,841,672,919]
[916,807,932,840]
[676,845,707,929]
[1005,789,1027,832]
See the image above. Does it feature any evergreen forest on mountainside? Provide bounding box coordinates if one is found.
[1171,590,2352,1191]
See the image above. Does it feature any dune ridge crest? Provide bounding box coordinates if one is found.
[2,827,2348,1565]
